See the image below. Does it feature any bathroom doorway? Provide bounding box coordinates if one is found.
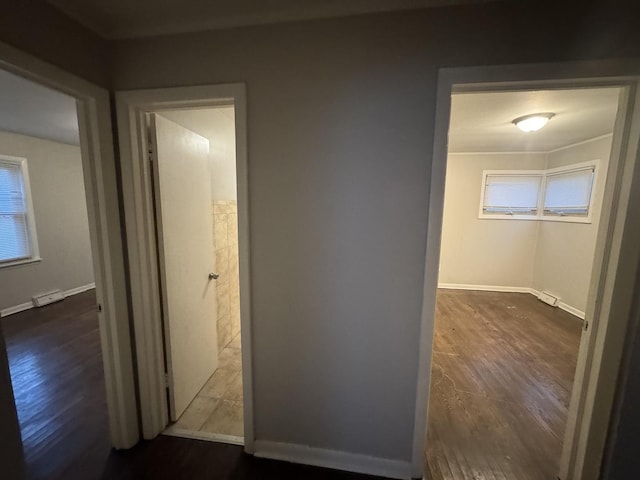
[148,108,244,444]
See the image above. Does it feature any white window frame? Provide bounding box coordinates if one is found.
[0,154,40,268]
[479,160,600,224]
[478,169,544,221]
[541,159,599,224]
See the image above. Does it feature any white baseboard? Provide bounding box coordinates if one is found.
[63,282,96,297]
[253,440,412,480]
[0,301,34,317]
[438,283,532,294]
[0,282,96,318]
[558,302,586,320]
[438,283,585,320]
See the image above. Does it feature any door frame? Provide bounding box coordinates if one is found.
[412,60,640,480]
[0,41,139,448]
[115,83,254,451]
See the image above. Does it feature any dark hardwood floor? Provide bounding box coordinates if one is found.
[1,290,110,480]
[102,436,387,480]
[1,290,391,480]
[426,289,583,480]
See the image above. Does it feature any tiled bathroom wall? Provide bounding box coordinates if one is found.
[213,200,241,350]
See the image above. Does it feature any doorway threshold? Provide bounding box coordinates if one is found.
[162,425,244,446]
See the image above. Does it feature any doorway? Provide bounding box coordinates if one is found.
[148,108,244,443]
[427,86,621,479]
[0,55,137,475]
[410,64,640,480]
[116,83,253,450]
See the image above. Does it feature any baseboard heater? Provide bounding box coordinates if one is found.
[32,290,65,307]
[537,291,559,307]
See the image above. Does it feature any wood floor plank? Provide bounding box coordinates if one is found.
[1,290,111,480]
[426,290,582,480]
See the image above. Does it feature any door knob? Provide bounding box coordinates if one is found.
[208,273,219,280]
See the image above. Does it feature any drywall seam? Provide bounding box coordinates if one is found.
[253,440,412,480]
[0,283,96,317]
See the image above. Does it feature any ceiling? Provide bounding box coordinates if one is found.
[159,107,235,148]
[47,0,493,39]
[448,87,621,153]
[0,69,78,146]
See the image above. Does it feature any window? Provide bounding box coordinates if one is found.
[482,173,542,216]
[543,166,595,217]
[0,155,39,266]
[479,161,599,223]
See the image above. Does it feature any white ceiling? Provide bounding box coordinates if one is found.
[448,87,621,153]
[159,107,235,147]
[0,69,79,146]
[47,0,493,39]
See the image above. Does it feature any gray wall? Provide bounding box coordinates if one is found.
[1,0,111,87]
[111,0,640,464]
[0,131,94,312]
[0,0,638,474]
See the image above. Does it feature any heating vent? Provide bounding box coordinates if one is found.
[538,291,559,307]
[32,290,65,307]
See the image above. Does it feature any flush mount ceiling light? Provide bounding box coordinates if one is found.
[513,112,555,132]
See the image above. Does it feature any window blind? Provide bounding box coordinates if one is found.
[0,160,30,262]
[483,174,541,215]
[543,167,595,216]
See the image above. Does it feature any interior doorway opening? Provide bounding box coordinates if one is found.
[147,107,244,444]
[411,64,640,480]
[0,67,113,477]
[426,85,623,479]
[115,83,253,450]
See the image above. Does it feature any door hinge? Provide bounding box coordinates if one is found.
[163,373,170,388]
[583,320,589,331]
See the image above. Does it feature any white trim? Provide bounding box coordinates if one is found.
[63,282,97,297]
[559,302,586,320]
[547,133,614,154]
[0,302,32,318]
[254,441,412,480]
[116,83,254,453]
[162,426,244,446]
[0,257,42,270]
[0,283,97,318]
[0,155,40,264]
[478,160,600,223]
[448,133,615,156]
[0,40,139,449]
[414,61,640,480]
[437,282,532,294]
[437,283,586,320]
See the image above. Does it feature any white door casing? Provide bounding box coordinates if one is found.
[150,113,219,420]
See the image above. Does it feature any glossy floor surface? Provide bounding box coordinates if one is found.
[1,290,390,480]
[103,435,387,480]
[168,333,244,440]
[426,289,583,480]
[1,289,111,480]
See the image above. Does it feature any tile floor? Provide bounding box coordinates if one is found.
[167,332,244,441]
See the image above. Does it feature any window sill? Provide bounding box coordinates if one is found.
[0,257,42,270]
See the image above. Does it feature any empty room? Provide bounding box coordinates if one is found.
[427,87,622,479]
[0,68,110,478]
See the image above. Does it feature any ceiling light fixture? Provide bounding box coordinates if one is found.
[513,112,555,132]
